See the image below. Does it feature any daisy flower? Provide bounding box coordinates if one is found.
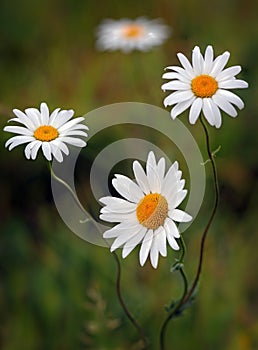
[162,45,248,128]
[4,102,88,162]
[96,17,170,53]
[99,151,192,269]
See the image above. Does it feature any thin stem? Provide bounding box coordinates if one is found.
[159,237,188,350]
[112,252,149,349]
[49,163,148,348]
[159,115,220,350]
[182,115,219,305]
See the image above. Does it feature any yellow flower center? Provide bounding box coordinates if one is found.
[123,25,144,38]
[136,193,168,230]
[191,74,218,98]
[34,125,59,142]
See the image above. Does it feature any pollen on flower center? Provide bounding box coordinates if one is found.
[34,125,59,142]
[191,74,218,98]
[123,25,144,38]
[136,193,168,230]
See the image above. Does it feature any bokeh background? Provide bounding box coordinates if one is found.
[0,0,258,349]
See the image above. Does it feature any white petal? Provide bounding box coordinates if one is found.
[110,225,143,252]
[58,136,86,147]
[209,51,230,77]
[177,52,194,74]
[139,229,154,266]
[50,143,64,163]
[51,140,69,155]
[209,100,222,128]
[40,102,50,125]
[150,239,159,269]
[216,65,241,81]
[51,110,74,128]
[189,98,202,124]
[216,89,244,109]
[146,151,161,192]
[168,189,187,209]
[171,97,195,119]
[100,211,137,223]
[165,226,180,250]
[163,91,194,107]
[157,157,165,182]
[164,65,193,80]
[202,98,215,126]
[212,94,238,117]
[12,109,37,130]
[169,209,192,222]
[48,108,61,124]
[103,221,139,238]
[154,227,167,257]
[5,136,35,150]
[100,198,137,213]
[164,218,180,239]
[161,161,178,193]
[122,226,147,258]
[218,79,248,89]
[42,142,52,161]
[4,126,33,136]
[192,46,203,75]
[112,175,144,203]
[133,160,150,195]
[58,116,85,132]
[61,130,88,137]
[161,81,190,91]
[24,108,41,128]
[162,72,188,82]
[31,141,42,160]
[203,45,214,74]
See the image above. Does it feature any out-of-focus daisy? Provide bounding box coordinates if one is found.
[4,102,88,162]
[99,151,192,269]
[162,45,248,128]
[96,17,171,53]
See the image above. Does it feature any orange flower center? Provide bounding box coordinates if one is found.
[34,125,59,142]
[136,193,168,230]
[191,74,218,98]
[123,25,144,38]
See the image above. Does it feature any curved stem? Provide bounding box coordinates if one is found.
[49,163,148,348]
[159,237,188,350]
[159,115,220,350]
[182,115,219,305]
[113,252,149,349]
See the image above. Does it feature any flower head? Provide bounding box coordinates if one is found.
[162,45,248,128]
[4,102,88,162]
[99,152,192,269]
[96,17,170,53]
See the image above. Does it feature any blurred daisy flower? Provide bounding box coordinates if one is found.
[96,17,171,53]
[4,102,88,162]
[162,45,248,128]
[99,151,192,269]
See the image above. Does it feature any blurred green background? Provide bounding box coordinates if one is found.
[0,0,258,349]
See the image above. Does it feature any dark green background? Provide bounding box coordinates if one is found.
[0,0,257,349]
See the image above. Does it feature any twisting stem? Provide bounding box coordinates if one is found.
[112,252,149,349]
[159,115,220,350]
[48,163,148,348]
[182,114,219,304]
[159,237,188,350]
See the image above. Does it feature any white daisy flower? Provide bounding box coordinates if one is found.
[4,102,88,162]
[99,151,192,269]
[162,45,248,128]
[96,17,171,53]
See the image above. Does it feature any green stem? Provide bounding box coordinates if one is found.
[159,115,220,350]
[49,163,148,348]
[159,237,188,350]
[182,115,219,305]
